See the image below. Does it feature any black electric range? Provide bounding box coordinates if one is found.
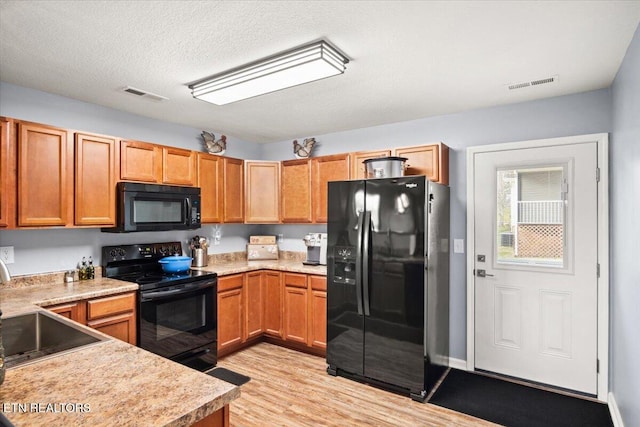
[102,242,218,371]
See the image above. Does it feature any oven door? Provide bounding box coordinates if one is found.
[139,279,216,361]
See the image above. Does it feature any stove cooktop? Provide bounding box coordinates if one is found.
[113,269,217,291]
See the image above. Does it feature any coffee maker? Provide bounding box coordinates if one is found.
[303,233,327,265]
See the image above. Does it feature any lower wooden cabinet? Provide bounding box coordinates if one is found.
[216,271,326,357]
[308,276,327,350]
[283,273,308,344]
[43,291,136,345]
[263,271,283,338]
[217,274,245,352]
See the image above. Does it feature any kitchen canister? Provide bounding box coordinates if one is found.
[192,248,207,267]
[363,156,408,178]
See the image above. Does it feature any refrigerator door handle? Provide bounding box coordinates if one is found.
[355,211,364,315]
[362,211,371,316]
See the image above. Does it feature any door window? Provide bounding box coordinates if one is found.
[496,165,567,268]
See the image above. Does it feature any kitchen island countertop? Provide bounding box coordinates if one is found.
[0,277,239,426]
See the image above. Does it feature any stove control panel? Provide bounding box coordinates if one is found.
[102,242,183,264]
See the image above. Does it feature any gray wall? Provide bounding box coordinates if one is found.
[0,81,618,369]
[610,24,640,426]
[261,89,612,362]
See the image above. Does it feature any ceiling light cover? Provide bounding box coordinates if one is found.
[190,40,349,105]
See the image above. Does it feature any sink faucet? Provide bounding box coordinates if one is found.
[0,258,10,284]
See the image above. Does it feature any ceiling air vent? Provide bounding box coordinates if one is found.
[122,86,168,101]
[508,75,558,91]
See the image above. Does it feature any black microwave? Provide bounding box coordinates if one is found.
[102,182,201,233]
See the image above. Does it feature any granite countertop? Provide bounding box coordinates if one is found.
[193,259,327,277]
[0,277,239,426]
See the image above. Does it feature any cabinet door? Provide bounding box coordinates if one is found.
[223,157,244,223]
[280,159,312,223]
[308,276,327,350]
[350,149,391,180]
[163,146,197,186]
[311,154,350,223]
[75,133,117,226]
[17,122,73,226]
[263,271,283,338]
[86,292,137,344]
[120,140,162,183]
[244,271,264,340]
[283,273,308,344]
[217,274,244,351]
[45,301,87,325]
[245,161,280,223]
[0,117,15,228]
[394,143,449,185]
[197,153,223,223]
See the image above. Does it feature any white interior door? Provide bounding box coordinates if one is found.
[473,142,598,394]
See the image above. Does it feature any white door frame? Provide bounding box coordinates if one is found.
[466,133,609,402]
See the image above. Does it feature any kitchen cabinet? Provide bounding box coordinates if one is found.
[245,161,280,223]
[75,132,117,226]
[43,292,136,345]
[17,121,73,227]
[244,271,264,340]
[119,140,162,183]
[308,275,327,350]
[280,159,312,223]
[311,153,350,223]
[394,142,449,185]
[197,152,224,223]
[283,273,308,344]
[217,274,245,353]
[350,149,392,180]
[45,300,87,325]
[222,157,244,223]
[0,117,15,228]
[162,146,197,186]
[263,271,283,338]
[86,292,137,345]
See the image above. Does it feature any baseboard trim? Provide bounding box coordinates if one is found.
[608,392,624,427]
[448,357,467,371]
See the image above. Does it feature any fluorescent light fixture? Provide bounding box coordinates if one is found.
[189,40,349,105]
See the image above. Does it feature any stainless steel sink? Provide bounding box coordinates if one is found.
[2,311,108,369]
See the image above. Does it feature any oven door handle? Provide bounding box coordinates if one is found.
[141,281,215,302]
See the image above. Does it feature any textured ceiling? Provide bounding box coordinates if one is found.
[1,1,639,143]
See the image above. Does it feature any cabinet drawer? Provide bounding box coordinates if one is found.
[283,273,307,288]
[309,275,327,291]
[218,274,244,292]
[87,292,136,320]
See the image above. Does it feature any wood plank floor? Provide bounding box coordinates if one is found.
[217,342,497,426]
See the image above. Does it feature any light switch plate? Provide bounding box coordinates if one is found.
[0,246,15,264]
[453,239,464,254]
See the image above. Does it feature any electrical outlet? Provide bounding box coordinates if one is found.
[0,246,15,264]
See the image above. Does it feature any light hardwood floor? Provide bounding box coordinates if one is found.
[217,342,497,426]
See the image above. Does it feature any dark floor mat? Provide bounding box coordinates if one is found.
[429,369,612,427]
[207,367,251,386]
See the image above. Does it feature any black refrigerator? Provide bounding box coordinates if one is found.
[326,176,449,402]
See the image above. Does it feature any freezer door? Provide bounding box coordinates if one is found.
[362,176,427,393]
[326,180,366,376]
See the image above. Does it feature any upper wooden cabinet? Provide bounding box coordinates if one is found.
[280,159,312,223]
[75,133,117,226]
[350,149,392,180]
[223,157,244,223]
[120,140,162,183]
[17,121,73,227]
[163,146,197,186]
[394,142,449,185]
[245,161,280,223]
[311,154,350,223]
[197,152,224,223]
[0,117,15,228]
